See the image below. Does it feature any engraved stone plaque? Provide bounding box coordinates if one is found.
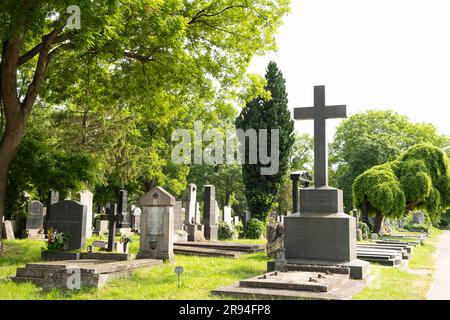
[147,207,164,236]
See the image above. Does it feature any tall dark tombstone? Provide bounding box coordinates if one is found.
[44,190,59,228]
[290,172,301,214]
[203,185,218,241]
[116,190,131,229]
[47,200,87,251]
[284,85,370,280]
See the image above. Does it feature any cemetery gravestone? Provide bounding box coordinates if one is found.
[131,207,142,231]
[223,206,232,224]
[412,212,425,224]
[45,190,59,229]
[185,184,197,225]
[284,85,369,280]
[77,190,94,238]
[233,216,240,225]
[203,185,218,241]
[195,202,201,225]
[184,184,204,241]
[137,186,175,262]
[2,220,15,240]
[47,200,87,251]
[174,201,187,241]
[25,200,45,240]
[116,190,132,235]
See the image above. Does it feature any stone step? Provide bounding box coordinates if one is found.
[173,245,241,258]
[376,240,420,247]
[356,254,402,266]
[360,243,412,253]
[11,276,45,286]
[357,245,411,259]
[284,264,350,275]
[357,250,401,259]
[174,241,264,253]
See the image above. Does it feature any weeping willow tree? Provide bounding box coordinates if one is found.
[353,144,450,233]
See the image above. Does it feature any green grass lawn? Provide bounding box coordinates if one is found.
[354,228,442,300]
[0,229,443,300]
[0,236,268,300]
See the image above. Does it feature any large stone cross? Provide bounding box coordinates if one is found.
[293,86,346,188]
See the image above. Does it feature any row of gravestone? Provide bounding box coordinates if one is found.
[178,184,252,242]
[19,190,141,240]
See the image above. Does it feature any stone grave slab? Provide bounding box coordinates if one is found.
[12,259,163,289]
[173,245,241,258]
[212,271,366,300]
[174,241,265,253]
[2,220,15,240]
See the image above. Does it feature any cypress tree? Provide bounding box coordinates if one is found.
[235,61,294,222]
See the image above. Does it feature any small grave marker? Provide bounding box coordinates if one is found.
[174,266,184,289]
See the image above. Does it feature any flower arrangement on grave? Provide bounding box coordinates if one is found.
[119,234,133,252]
[120,235,133,244]
[46,227,69,251]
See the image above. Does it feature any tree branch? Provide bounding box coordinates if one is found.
[22,21,67,114]
[18,32,75,66]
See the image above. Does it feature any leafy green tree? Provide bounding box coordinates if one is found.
[5,108,97,217]
[330,110,449,210]
[0,0,291,242]
[235,61,295,222]
[353,144,450,233]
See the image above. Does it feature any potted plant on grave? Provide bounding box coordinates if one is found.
[119,235,133,253]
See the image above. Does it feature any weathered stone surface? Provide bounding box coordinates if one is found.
[267,222,283,259]
[27,200,44,231]
[284,212,356,262]
[204,185,218,241]
[137,186,175,262]
[77,190,94,238]
[174,241,265,253]
[212,271,367,300]
[173,245,241,258]
[47,200,87,251]
[173,201,184,232]
[239,271,348,292]
[12,259,163,289]
[2,220,15,240]
[186,224,205,242]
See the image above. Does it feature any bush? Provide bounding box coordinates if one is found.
[234,221,245,239]
[218,222,238,240]
[245,218,266,239]
[358,222,370,240]
[403,222,431,233]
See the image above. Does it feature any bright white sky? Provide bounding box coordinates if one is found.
[248,0,450,141]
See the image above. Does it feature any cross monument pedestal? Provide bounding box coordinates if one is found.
[283,86,370,280]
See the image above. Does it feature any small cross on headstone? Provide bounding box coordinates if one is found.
[294,86,346,188]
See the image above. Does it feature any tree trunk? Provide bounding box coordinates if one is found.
[373,212,384,234]
[0,115,26,247]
